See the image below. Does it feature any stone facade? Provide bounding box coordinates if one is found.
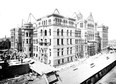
[10,28,22,51]
[22,22,34,58]
[97,25,108,51]
[10,10,108,67]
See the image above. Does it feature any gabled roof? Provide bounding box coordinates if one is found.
[53,8,60,15]
[72,12,83,21]
[77,12,83,20]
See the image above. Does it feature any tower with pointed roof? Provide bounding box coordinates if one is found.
[87,12,94,22]
[85,13,98,56]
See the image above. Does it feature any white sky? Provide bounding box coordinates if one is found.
[0,0,115,40]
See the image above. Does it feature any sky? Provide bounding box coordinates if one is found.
[0,0,116,40]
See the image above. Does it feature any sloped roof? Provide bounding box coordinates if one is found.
[30,61,58,75]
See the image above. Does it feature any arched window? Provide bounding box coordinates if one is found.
[49,19,51,24]
[57,39,59,45]
[70,30,72,36]
[61,29,63,36]
[45,39,47,45]
[57,29,59,36]
[49,39,51,45]
[67,30,69,36]
[70,39,72,44]
[41,39,43,42]
[45,39,47,42]
[26,32,28,37]
[44,21,45,25]
[40,39,43,45]
[29,32,31,37]
[61,48,63,55]
[40,29,43,36]
[45,30,47,36]
[46,20,47,25]
[57,49,60,57]
[61,39,63,45]
[55,18,58,24]
[49,29,51,36]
